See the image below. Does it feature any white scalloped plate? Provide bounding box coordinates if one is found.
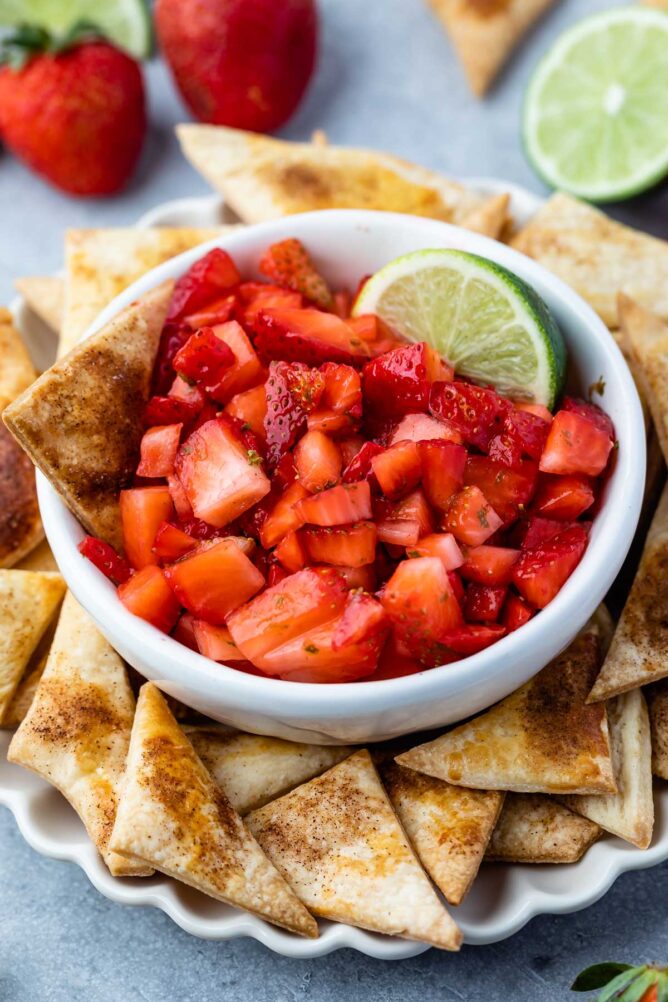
[3,179,668,959]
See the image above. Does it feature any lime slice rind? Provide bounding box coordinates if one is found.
[0,0,152,58]
[353,249,565,409]
[524,6,668,203]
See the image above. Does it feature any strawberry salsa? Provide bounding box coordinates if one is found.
[79,240,616,683]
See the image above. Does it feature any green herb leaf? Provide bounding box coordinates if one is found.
[572,964,634,991]
[598,968,649,1001]
[246,449,263,467]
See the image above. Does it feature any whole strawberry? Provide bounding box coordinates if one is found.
[0,28,146,195]
[155,0,317,133]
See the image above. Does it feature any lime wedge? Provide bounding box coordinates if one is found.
[352,249,565,408]
[0,0,152,58]
[524,6,668,202]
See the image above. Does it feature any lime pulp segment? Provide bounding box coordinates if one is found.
[353,249,565,409]
[0,0,153,58]
[524,6,668,202]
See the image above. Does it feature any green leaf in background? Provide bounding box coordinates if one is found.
[573,963,668,1001]
[0,0,152,58]
[572,964,635,992]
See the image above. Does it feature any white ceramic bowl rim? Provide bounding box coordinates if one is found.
[37,209,646,723]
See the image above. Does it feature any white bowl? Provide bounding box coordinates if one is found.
[37,209,645,744]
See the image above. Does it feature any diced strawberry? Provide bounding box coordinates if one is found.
[301,522,377,567]
[172,611,198,651]
[488,409,551,468]
[183,293,236,329]
[380,556,463,666]
[274,530,307,572]
[227,566,348,666]
[152,322,192,396]
[152,521,198,562]
[464,583,508,623]
[216,412,266,461]
[294,430,342,492]
[444,486,503,546]
[263,361,308,468]
[539,410,613,477]
[144,394,201,428]
[531,474,595,520]
[267,559,289,587]
[376,490,434,547]
[376,518,421,547]
[307,363,363,436]
[447,569,466,606]
[460,545,519,585]
[332,289,352,319]
[389,412,462,446]
[440,624,506,656]
[175,418,271,527]
[259,238,333,309]
[272,452,298,490]
[516,402,553,425]
[284,363,326,413]
[238,285,304,327]
[332,591,388,650]
[192,620,247,661]
[419,440,467,511]
[164,538,264,624]
[78,535,132,585]
[562,396,615,440]
[136,423,182,479]
[167,474,193,520]
[464,455,538,524]
[329,564,376,590]
[520,516,573,551]
[168,374,207,408]
[502,593,535,632]
[346,314,381,342]
[342,441,385,484]
[430,380,510,451]
[296,481,372,526]
[407,532,464,571]
[254,308,370,366]
[259,481,308,549]
[260,617,386,682]
[224,385,268,440]
[365,631,427,680]
[118,565,181,633]
[207,321,264,403]
[180,517,226,541]
[362,343,446,417]
[120,486,175,570]
[167,248,240,322]
[172,326,236,392]
[338,435,366,468]
[512,523,588,608]
[371,441,421,499]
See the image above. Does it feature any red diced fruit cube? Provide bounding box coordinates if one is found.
[376,489,434,547]
[168,248,240,322]
[362,343,447,417]
[419,440,467,511]
[381,556,463,666]
[408,532,464,571]
[520,516,572,551]
[342,441,384,483]
[296,481,372,526]
[464,583,507,623]
[183,293,236,329]
[172,612,198,651]
[465,455,538,525]
[503,593,535,632]
[532,473,595,520]
[389,412,462,446]
[371,441,421,499]
[488,409,550,468]
[284,363,326,413]
[259,616,386,682]
[192,621,246,661]
[118,565,181,633]
[78,536,131,585]
[172,327,235,389]
[307,363,363,436]
[301,521,377,567]
[562,396,614,440]
[259,481,308,549]
[152,521,198,562]
[259,238,333,309]
[430,381,509,451]
[224,385,268,440]
[240,287,303,326]
[264,361,308,468]
[254,308,370,367]
[539,410,613,477]
[447,570,465,606]
[152,322,192,396]
[333,564,376,590]
[274,530,307,572]
[164,538,264,624]
[175,418,271,527]
[332,289,352,319]
[460,545,519,585]
[167,474,193,519]
[207,321,263,403]
[226,566,348,667]
[120,486,175,570]
[338,436,366,468]
[440,624,506,656]
[136,423,182,479]
[444,486,503,546]
[512,523,588,608]
[294,430,342,492]
[332,591,388,650]
[516,402,553,425]
[144,395,200,428]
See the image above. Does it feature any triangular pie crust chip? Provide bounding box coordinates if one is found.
[0,308,37,410]
[485,794,601,863]
[8,592,149,876]
[396,629,615,794]
[381,761,504,905]
[177,124,484,225]
[16,538,58,574]
[0,569,65,722]
[589,483,668,702]
[427,0,557,96]
[184,726,354,815]
[562,689,654,849]
[15,277,64,334]
[3,281,173,551]
[618,294,668,466]
[648,680,668,780]
[0,617,56,730]
[511,193,668,327]
[247,749,462,950]
[109,683,318,937]
[460,192,511,239]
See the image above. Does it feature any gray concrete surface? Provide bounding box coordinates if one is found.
[0,0,667,998]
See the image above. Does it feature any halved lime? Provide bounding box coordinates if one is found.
[0,0,152,58]
[353,249,565,408]
[524,6,668,202]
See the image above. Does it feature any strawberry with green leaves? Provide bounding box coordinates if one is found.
[572,963,668,1001]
